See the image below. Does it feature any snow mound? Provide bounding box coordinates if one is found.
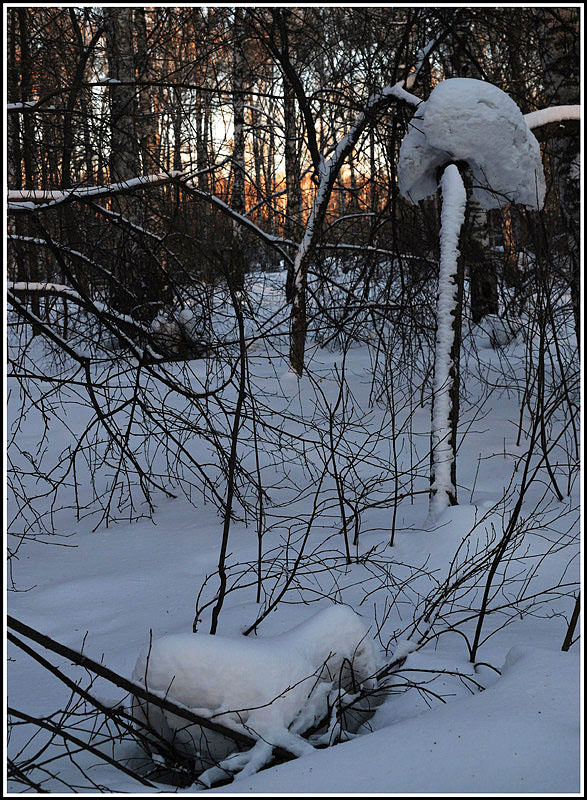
[132,605,379,780]
[398,78,545,210]
[477,313,524,349]
[150,307,207,355]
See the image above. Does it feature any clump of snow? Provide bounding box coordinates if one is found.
[221,646,580,794]
[177,307,204,342]
[132,605,379,780]
[150,313,182,354]
[398,78,545,210]
[478,313,524,349]
[150,307,207,354]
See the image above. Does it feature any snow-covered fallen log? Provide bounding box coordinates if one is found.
[132,605,380,783]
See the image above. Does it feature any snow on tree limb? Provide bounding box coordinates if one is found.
[398,78,546,210]
[523,104,580,129]
[396,78,574,520]
[7,281,158,353]
[7,290,93,364]
[289,80,421,375]
[6,101,57,112]
[7,171,187,212]
[404,39,437,90]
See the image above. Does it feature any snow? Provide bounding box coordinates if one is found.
[212,645,580,794]
[7,100,39,109]
[6,267,580,793]
[8,280,154,338]
[428,165,467,518]
[132,605,378,778]
[404,38,436,90]
[524,104,581,129]
[8,280,85,299]
[380,81,421,107]
[7,171,187,210]
[7,101,56,111]
[398,78,546,209]
[478,313,524,349]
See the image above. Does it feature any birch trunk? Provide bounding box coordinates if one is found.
[103,7,144,319]
[540,8,580,348]
[230,7,246,290]
[103,7,140,182]
[468,195,498,323]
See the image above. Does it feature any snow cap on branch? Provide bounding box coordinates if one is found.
[398,78,546,210]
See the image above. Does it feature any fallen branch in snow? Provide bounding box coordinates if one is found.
[8,281,151,333]
[6,613,391,788]
[7,289,93,365]
[8,233,137,304]
[7,279,241,402]
[7,706,159,789]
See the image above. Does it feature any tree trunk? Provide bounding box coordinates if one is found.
[451,8,497,325]
[281,10,303,248]
[7,9,25,286]
[468,195,498,323]
[540,8,580,349]
[17,9,41,325]
[103,7,140,182]
[134,8,160,175]
[230,7,246,290]
[103,7,146,320]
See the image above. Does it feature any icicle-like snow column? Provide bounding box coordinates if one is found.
[429,165,467,517]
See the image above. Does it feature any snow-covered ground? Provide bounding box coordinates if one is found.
[6,268,581,794]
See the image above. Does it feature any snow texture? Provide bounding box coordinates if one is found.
[132,605,378,778]
[479,313,524,349]
[429,165,467,518]
[398,78,546,210]
[7,101,55,110]
[215,645,580,794]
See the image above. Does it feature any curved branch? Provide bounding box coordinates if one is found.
[524,105,580,130]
